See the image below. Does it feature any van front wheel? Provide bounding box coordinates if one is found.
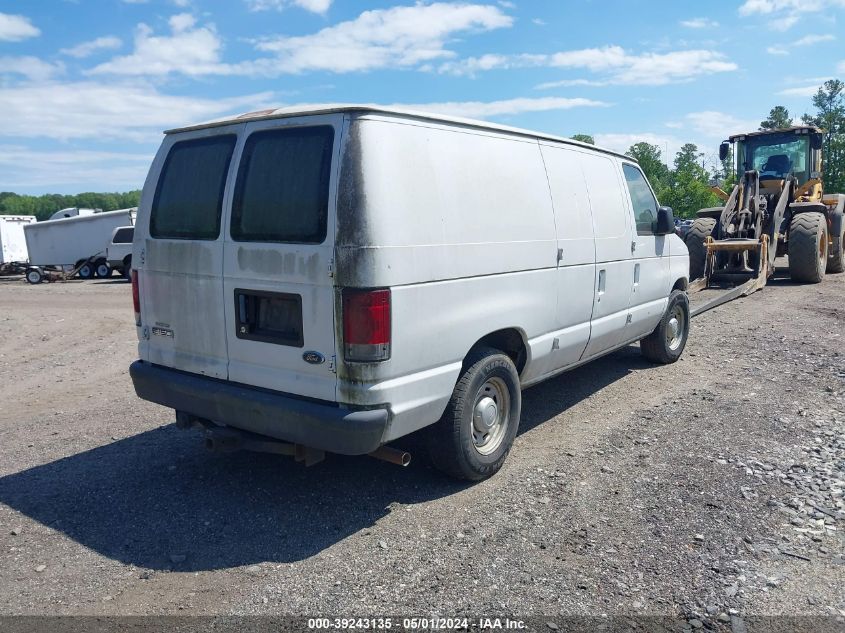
[427,347,521,481]
[640,290,689,364]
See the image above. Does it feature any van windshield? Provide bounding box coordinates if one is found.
[231,126,334,244]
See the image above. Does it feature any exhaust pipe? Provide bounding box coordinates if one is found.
[369,445,411,467]
[203,429,243,453]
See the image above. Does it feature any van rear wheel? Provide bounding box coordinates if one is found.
[427,347,521,481]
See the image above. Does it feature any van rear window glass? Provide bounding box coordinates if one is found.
[231,126,334,243]
[150,135,236,240]
[112,228,134,243]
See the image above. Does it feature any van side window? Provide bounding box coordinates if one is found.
[231,126,334,244]
[622,164,659,236]
[150,135,236,240]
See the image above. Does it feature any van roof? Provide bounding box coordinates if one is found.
[165,103,631,161]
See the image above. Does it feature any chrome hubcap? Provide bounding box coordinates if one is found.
[666,305,685,351]
[472,377,509,455]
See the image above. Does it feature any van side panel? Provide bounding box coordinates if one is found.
[336,117,558,287]
[336,117,559,440]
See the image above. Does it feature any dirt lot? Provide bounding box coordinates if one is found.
[0,270,843,628]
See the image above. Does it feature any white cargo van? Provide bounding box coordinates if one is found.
[130,105,690,480]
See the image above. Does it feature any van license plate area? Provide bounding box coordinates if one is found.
[234,289,304,347]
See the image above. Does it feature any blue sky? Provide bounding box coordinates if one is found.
[0,0,842,194]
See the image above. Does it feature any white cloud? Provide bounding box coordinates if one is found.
[387,96,608,119]
[680,17,719,28]
[684,111,756,138]
[793,33,835,46]
[738,0,845,30]
[246,0,332,13]
[0,12,40,42]
[594,132,683,163]
[0,80,273,141]
[442,46,737,86]
[535,78,607,89]
[60,36,122,59]
[766,46,789,55]
[0,56,64,81]
[88,14,226,76]
[255,3,512,73]
[778,85,823,97]
[0,145,153,190]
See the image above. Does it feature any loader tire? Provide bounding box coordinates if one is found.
[685,217,717,280]
[826,217,844,274]
[788,212,827,283]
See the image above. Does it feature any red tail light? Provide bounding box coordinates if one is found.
[131,270,141,326]
[342,288,391,362]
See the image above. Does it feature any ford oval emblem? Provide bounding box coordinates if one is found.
[302,351,325,365]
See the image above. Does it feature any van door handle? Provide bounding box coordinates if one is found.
[597,269,606,302]
[633,263,640,292]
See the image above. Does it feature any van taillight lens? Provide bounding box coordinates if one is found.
[131,270,141,326]
[342,288,391,362]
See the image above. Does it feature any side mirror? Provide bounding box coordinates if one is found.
[655,206,675,235]
[811,133,823,150]
[719,141,730,162]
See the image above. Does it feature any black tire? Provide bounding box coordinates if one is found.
[25,268,43,285]
[77,262,94,279]
[685,217,717,280]
[788,212,827,283]
[826,216,844,274]
[640,290,690,364]
[427,347,521,481]
[122,256,132,280]
[95,259,112,278]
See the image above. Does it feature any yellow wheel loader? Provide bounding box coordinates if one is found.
[686,127,845,296]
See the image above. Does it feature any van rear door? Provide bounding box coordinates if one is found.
[141,128,239,379]
[222,116,341,402]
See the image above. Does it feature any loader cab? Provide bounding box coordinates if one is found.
[721,127,823,188]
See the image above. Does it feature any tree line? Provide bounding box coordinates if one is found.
[573,79,845,218]
[0,191,141,221]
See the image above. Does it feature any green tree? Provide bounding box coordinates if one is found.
[660,143,720,218]
[760,106,793,131]
[626,142,669,196]
[0,190,141,220]
[570,134,595,145]
[802,79,845,194]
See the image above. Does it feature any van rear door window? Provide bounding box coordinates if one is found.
[231,126,334,243]
[150,135,236,240]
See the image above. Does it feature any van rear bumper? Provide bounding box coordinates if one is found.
[129,360,389,455]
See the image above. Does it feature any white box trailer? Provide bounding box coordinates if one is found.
[0,215,36,271]
[23,209,134,284]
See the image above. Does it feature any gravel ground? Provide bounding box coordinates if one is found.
[0,268,843,629]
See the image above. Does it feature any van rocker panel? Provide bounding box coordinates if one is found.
[129,360,388,455]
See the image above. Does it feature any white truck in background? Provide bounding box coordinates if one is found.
[0,215,37,275]
[106,226,135,280]
[23,208,135,284]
